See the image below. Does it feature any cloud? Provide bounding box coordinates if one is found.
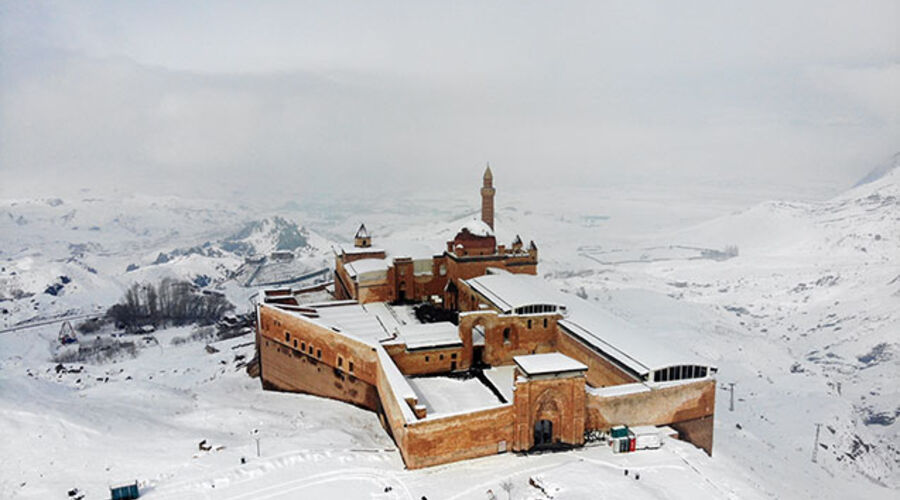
[1,1,897,200]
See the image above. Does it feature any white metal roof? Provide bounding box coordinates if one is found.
[463,273,714,378]
[463,273,569,313]
[514,353,587,376]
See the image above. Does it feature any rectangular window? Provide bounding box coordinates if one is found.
[439,354,444,360]
[425,356,430,362]
[349,362,354,373]
[317,349,322,359]
[285,332,290,342]
[338,357,343,367]
[309,345,314,355]
[543,318,548,328]
[451,353,457,359]
[301,342,306,351]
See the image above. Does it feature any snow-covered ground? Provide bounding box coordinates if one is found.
[1,164,897,498]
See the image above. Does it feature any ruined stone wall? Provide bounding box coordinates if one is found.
[585,378,716,455]
[556,329,639,387]
[403,405,515,469]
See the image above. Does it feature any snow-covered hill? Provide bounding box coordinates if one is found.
[0,168,897,498]
[0,194,331,330]
[540,168,899,493]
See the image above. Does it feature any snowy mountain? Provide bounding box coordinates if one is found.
[0,171,897,499]
[0,195,330,330]
[854,152,899,188]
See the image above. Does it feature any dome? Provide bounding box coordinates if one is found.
[459,219,494,238]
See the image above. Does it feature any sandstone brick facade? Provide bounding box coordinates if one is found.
[257,299,716,468]
[254,168,716,469]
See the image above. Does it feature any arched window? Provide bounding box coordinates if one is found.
[503,327,511,343]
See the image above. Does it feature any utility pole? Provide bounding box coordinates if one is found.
[812,423,822,463]
[728,382,736,411]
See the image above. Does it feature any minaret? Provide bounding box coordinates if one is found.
[481,164,495,229]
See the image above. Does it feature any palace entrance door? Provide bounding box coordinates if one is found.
[533,419,553,447]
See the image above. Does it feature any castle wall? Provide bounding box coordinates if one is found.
[382,343,467,375]
[258,305,379,386]
[403,405,515,469]
[259,338,380,410]
[482,315,558,366]
[556,329,640,387]
[372,351,412,462]
[585,378,716,455]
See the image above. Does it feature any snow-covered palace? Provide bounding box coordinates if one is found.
[254,168,717,469]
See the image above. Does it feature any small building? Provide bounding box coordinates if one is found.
[110,481,139,500]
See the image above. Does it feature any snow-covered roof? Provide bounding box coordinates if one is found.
[344,258,390,279]
[463,273,569,313]
[558,304,709,377]
[339,239,436,261]
[375,345,418,422]
[463,273,714,378]
[459,219,494,237]
[407,375,504,418]
[381,239,437,260]
[392,322,462,350]
[265,301,394,344]
[514,353,587,376]
[339,246,386,256]
[587,382,652,397]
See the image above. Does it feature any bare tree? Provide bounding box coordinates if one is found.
[107,279,234,331]
[500,479,514,500]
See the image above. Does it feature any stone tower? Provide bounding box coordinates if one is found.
[481,164,495,230]
[354,223,372,248]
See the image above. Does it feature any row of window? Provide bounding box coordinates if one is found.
[503,317,550,342]
[283,330,354,374]
[423,352,457,363]
[514,304,561,315]
[653,365,708,382]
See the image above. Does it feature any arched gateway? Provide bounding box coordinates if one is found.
[511,353,588,451]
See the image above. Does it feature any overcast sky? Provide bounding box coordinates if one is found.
[1,1,897,200]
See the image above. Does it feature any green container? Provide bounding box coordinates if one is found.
[610,425,629,438]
